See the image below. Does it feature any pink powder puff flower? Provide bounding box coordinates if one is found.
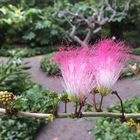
[53,47,95,102]
[93,39,128,96]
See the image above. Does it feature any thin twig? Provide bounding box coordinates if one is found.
[77,97,87,117]
[64,102,67,113]
[98,95,104,112]
[75,101,78,114]
[92,93,98,111]
[112,91,126,121]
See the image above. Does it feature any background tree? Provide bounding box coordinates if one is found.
[58,0,130,46]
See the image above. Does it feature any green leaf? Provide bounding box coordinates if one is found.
[22,32,36,40]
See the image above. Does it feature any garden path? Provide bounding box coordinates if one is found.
[1,55,140,140]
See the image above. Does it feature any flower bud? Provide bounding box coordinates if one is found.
[0,91,15,106]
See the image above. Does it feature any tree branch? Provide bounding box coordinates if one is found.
[123,0,131,12]
[0,108,51,119]
[93,27,102,33]
[1,108,140,119]
[84,28,93,44]
[70,26,88,47]
[60,112,140,119]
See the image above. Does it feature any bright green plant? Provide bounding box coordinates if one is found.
[0,117,43,140]
[0,55,31,94]
[94,96,140,140]
[40,53,60,76]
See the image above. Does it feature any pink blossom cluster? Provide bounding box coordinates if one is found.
[93,39,128,95]
[53,39,128,101]
[53,47,95,102]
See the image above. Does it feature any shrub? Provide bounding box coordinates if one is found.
[40,53,60,76]
[123,31,140,47]
[133,47,140,55]
[0,4,67,47]
[0,54,57,139]
[94,96,140,140]
[0,53,58,140]
[0,55,32,94]
[0,45,59,57]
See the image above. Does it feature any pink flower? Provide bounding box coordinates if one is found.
[93,39,128,96]
[53,47,95,102]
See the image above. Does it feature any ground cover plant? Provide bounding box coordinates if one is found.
[40,53,60,76]
[94,96,140,140]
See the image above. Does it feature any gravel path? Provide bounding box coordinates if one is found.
[1,55,140,140]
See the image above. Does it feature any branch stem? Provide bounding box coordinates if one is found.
[112,91,126,121]
[98,95,104,112]
[75,101,78,114]
[92,93,98,111]
[64,102,67,113]
[1,108,140,119]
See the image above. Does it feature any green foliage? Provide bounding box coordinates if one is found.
[0,55,31,94]
[14,84,54,113]
[133,48,140,55]
[0,0,134,47]
[101,26,110,37]
[56,0,129,44]
[15,84,55,113]
[94,97,140,140]
[0,53,57,140]
[120,60,140,79]
[127,0,140,26]
[123,31,140,47]
[0,45,58,57]
[0,84,54,140]
[40,53,60,76]
[0,3,67,47]
[0,117,42,140]
[120,71,134,78]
